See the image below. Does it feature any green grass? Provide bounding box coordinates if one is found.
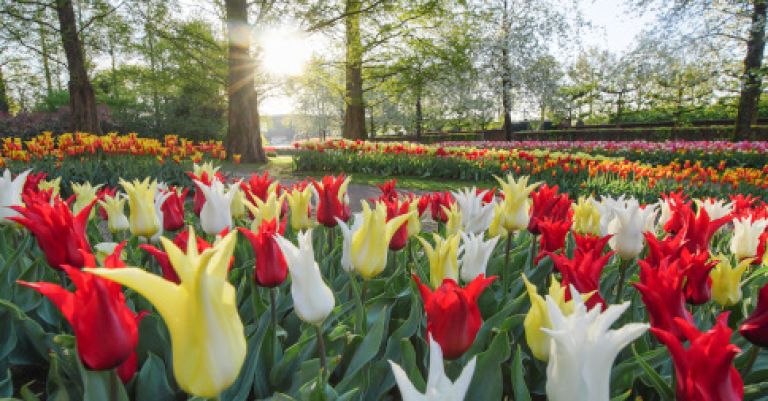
[222,155,496,192]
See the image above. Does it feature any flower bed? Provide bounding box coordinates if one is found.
[1,160,767,400]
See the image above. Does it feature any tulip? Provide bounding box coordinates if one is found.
[642,230,685,266]
[522,274,584,361]
[451,187,494,235]
[238,219,288,288]
[459,232,499,282]
[161,187,188,232]
[695,198,734,221]
[241,172,281,205]
[0,169,30,223]
[274,230,335,325]
[548,234,613,309]
[383,198,411,251]
[71,181,103,219]
[740,282,768,347]
[98,192,130,233]
[312,174,351,227]
[536,217,572,264]
[17,243,142,376]
[427,191,454,223]
[195,178,238,235]
[493,174,539,234]
[389,336,476,401]
[9,194,94,269]
[730,217,768,260]
[85,228,247,398]
[140,229,213,284]
[244,190,285,229]
[592,195,626,237]
[121,178,163,238]
[21,171,46,195]
[651,313,743,401]
[670,201,730,252]
[442,203,463,236]
[607,199,656,260]
[571,196,601,235]
[94,242,123,265]
[419,233,461,288]
[679,248,716,305]
[406,197,423,238]
[710,254,751,307]
[657,191,690,234]
[286,185,313,231]
[633,257,694,340]
[338,202,412,280]
[528,184,571,235]
[413,274,496,359]
[376,178,398,202]
[230,187,248,220]
[187,162,223,216]
[542,286,649,401]
[37,176,62,199]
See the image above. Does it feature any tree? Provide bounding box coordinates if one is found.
[342,0,366,139]
[735,0,767,139]
[0,65,8,113]
[224,0,266,163]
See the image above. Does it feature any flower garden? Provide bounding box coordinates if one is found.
[1,133,768,401]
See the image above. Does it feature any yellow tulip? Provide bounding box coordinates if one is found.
[710,255,752,307]
[71,181,102,219]
[522,274,591,361]
[418,233,461,289]
[38,177,62,198]
[230,187,247,220]
[338,201,412,280]
[494,174,540,234]
[572,196,601,235]
[406,199,422,238]
[85,228,246,398]
[120,178,161,238]
[98,193,129,233]
[286,186,313,231]
[488,203,507,238]
[442,203,463,236]
[192,161,220,179]
[244,187,285,229]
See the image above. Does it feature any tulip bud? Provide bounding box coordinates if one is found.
[710,254,751,307]
[98,193,130,233]
[121,178,163,238]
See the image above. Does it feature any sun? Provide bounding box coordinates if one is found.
[257,27,312,77]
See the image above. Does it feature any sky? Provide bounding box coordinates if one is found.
[257,0,659,115]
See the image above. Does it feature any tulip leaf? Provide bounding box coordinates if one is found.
[511,345,532,401]
[135,353,175,401]
[45,352,71,401]
[337,306,390,392]
[19,382,40,401]
[631,345,673,401]
[466,330,511,401]
[0,370,12,398]
[80,369,129,401]
[610,390,632,401]
[0,299,51,365]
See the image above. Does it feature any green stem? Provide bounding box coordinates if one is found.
[249,278,260,323]
[740,345,760,379]
[503,233,513,295]
[315,324,328,378]
[529,234,538,271]
[615,258,632,303]
[109,369,118,401]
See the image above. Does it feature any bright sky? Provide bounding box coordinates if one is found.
[256,0,659,115]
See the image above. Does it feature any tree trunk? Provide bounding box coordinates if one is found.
[146,23,161,129]
[734,0,767,141]
[38,14,53,97]
[368,106,375,137]
[415,90,423,140]
[225,0,267,163]
[0,67,9,113]
[615,91,624,127]
[501,0,513,141]
[342,0,367,140]
[55,0,101,133]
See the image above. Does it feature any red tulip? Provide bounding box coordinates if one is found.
[643,230,685,267]
[536,217,572,264]
[161,187,188,232]
[413,273,496,359]
[652,313,743,401]
[668,202,730,253]
[242,172,281,205]
[116,310,149,383]
[426,191,454,223]
[476,187,496,204]
[377,179,398,202]
[549,234,614,309]
[416,194,430,216]
[140,229,213,284]
[22,172,47,195]
[312,175,351,227]
[238,219,288,288]
[661,191,691,234]
[730,194,759,218]
[383,197,410,251]
[633,257,694,340]
[679,248,716,305]
[740,282,768,347]
[17,243,143,376]
[9,194,94,270]
[527,184,571,235]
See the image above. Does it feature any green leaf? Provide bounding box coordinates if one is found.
[632,345,673,401]
[19,382,40,401]
[81,368,128,401]
[135,353,175,401]
[465,330,511,401]
[511,345,531,401]
[0,370,12,398]
[337,306,390,391]
[610,390,632,401]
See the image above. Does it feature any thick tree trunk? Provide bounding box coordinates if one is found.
[225,0,267,163]
[342,0,367,140]
[501,1,513,141]
[55,0,100,134]
[0,67,9,113]
[734,0,767,141]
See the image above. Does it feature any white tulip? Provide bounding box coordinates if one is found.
[274,230,335,325]
[607,199,656,260]
[730,217,768,260]
[542,286,649,401]
[451,188,495,235]
[150,190,172,243]
[695,198,734,221]
[389,337,476,401]
[337,212,363,273]
[592,195,625,236]
[195,178,238,235]
[459,232,499,282]
[0,169,30,224]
